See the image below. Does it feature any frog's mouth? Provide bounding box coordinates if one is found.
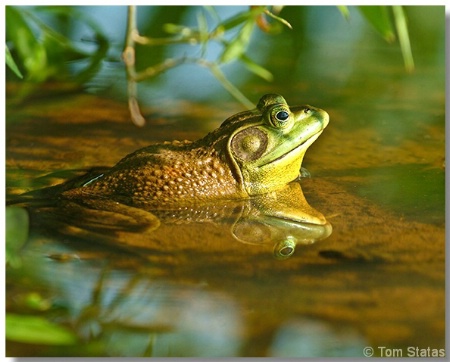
[261,130,323,167]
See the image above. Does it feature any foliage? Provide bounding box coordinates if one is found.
[6,44,23,78]
[6,206,29,268]
[6,313,78,345]
[6,5,415,123]
[5,6,108,84]
[337,6,413,71]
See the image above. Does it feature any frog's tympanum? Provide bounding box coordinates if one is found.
[62,94,329,206]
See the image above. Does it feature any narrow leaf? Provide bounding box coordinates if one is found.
[163,23,190,35]
[5,6,49,81]
[214,12,252,32]
[337,6,350,21]
[6,206,29,268]
[208,63,255,109]
[264,9,292,30]
[197,10,209,56]
[5,45,23,78]
[220,19,255,63]
[393,6,414,72]
[203,6,220,24]
[214,6,263,33]
[358,6,395,42]
[6,314,77,345]
[240,54,273,82]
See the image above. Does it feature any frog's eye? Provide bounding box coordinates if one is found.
[276,111,289,121]
[270,108,291,128]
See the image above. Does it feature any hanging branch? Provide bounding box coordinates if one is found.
[123,6,146,127]
[121,6,292,126]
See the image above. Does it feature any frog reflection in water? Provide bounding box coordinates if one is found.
[63,94,329,205]
[29,94,331,259]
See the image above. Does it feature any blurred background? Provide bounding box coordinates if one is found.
[6,6,444,109]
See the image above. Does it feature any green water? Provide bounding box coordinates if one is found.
[5,6,445,357]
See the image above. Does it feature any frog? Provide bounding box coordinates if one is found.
[61,94,329,208]
[8,94,331,258]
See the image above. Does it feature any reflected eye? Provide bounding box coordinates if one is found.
[278,245,294,257]
[274,237,296,260]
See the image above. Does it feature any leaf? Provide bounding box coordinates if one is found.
[196,10,209,56]
[163,23,192,36]
[5,44,23,78]
[220,19,255,63]
[358,6,395,42]
[6,206,29,268]
[6,314,77,345]
[208,63,255,109]
[214,11,253,32]
[203,5,220,24]
[5,6,49,81]
[239,54,273,81]
[264,8,292,30]
[392,6,414,72]
[6,6,109,84]
[28,6,110,83]
[337,6,350,21]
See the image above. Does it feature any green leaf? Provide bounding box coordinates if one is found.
[264,8,292,30]
[239,54,273,82]
[24,292,52,311]
[6,6,49,81]
[220,19,255,63]
[203,5,220,24]
[214,6,264,32]
[197,10,209,56]
[215,11,252,33]
[6,6,109,84]
[358,6,395,42]
[337,6,350,21]
[6,314,77,345]
[208,63,255,109]
[6,206,29,268]
[27,6,110,83]
[5,44,23,78]
[392,6,414,72]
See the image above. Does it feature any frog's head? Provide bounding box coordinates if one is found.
[221,94,329,196]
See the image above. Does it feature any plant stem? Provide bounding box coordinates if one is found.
[123,5,146,127]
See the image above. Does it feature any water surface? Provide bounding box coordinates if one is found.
[5,6,445,357]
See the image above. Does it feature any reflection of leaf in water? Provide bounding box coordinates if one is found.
[6,206,29,268]
[6,313,77,345]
